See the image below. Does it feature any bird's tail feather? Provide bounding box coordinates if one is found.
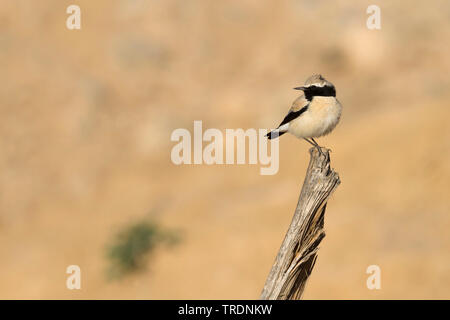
[265,129,287,140]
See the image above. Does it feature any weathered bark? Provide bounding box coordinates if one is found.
[260,147,340,300]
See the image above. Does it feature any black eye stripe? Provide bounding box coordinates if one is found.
[304,85,336,100]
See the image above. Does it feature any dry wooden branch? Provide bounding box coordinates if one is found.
[260,147,340,300]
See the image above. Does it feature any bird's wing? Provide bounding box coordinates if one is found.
[277,93,310,128]
[277,105,308,127]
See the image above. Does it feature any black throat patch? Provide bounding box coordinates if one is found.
[303,85,336,101]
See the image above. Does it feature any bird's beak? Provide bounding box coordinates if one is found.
[293,86,306,91]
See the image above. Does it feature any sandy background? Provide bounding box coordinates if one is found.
[0,0,449,299]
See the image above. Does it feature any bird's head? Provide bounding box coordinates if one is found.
[294,74,336,99]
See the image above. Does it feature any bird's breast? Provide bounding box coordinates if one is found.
[309,97,341,121]
[288,97,342,138]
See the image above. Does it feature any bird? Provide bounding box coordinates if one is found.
[265,74,342,154]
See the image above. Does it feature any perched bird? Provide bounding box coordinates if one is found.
[266,74,342,153]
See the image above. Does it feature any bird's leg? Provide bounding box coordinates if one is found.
[303,138,316,147]
[310,138,325,156]
[304,138,324,156]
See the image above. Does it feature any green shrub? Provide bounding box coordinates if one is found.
[106,220,179,279]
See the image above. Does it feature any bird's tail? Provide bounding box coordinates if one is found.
[265,128,287,140]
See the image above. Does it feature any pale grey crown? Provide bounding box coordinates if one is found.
[304,74,334,88]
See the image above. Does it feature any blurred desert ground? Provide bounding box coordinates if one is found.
[0,0,449,299]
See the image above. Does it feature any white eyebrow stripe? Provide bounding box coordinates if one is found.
[304,83,326,88]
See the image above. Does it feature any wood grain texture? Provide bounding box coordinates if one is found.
[260,147,340,300]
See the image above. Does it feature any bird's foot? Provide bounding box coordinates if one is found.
[315,145,325,157]
[310,138,326,158]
